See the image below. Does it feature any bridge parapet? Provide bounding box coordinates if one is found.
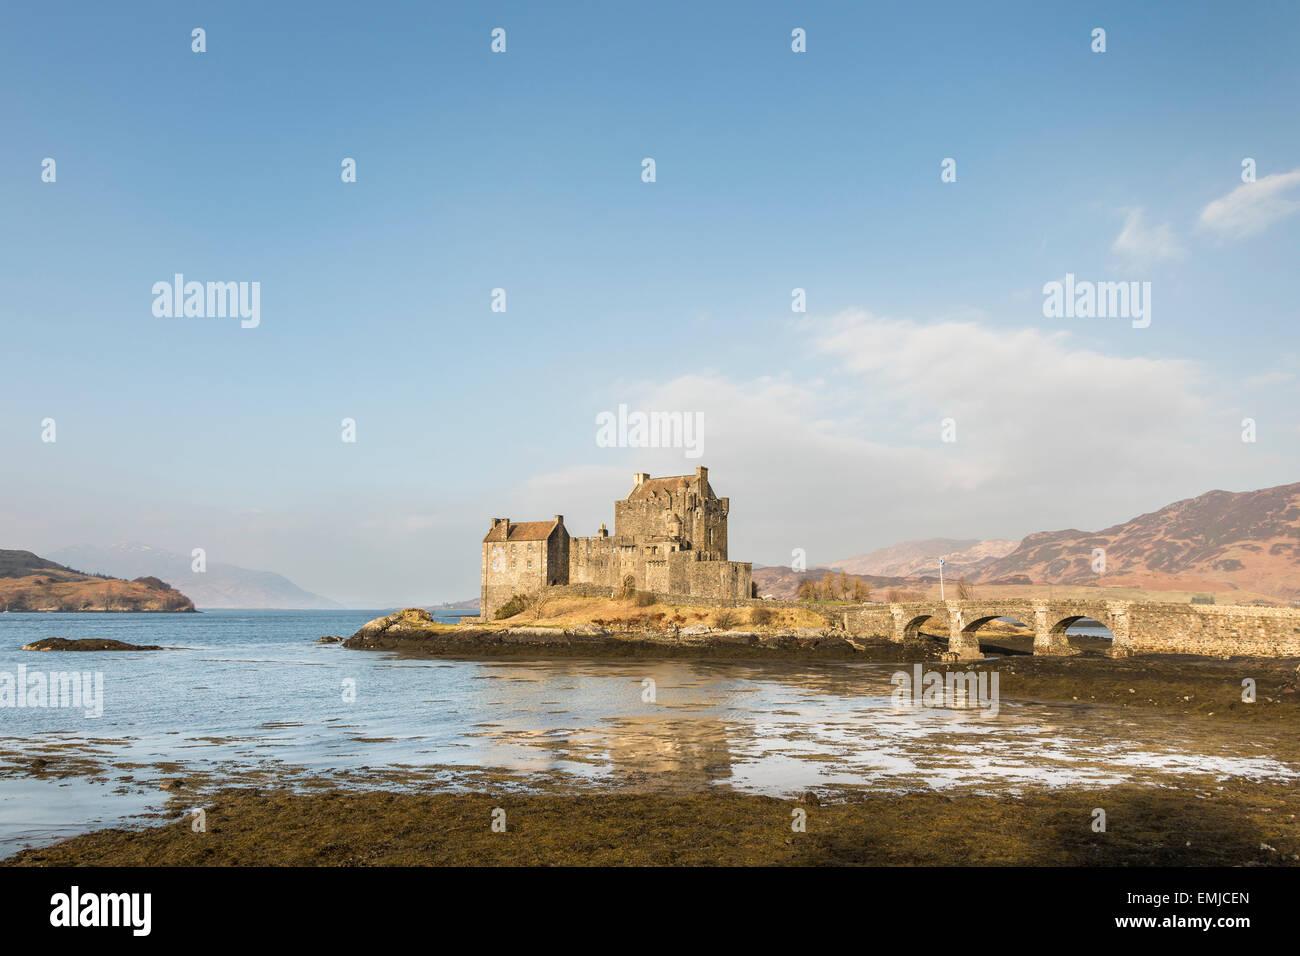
[839,598,1300,659]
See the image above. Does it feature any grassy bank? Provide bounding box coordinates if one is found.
[488,594,830,631]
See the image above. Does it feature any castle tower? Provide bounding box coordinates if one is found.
[613,466,728,560]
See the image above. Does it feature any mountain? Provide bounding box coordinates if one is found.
[830,538,1019,578]
[48,544,344,610]
[970,483,1300,600]
[0,550,195,612]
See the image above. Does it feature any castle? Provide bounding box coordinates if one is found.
[480,466,753,618]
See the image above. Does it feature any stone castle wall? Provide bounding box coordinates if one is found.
[568,535,642,589]
[482,468,751,614]
[480,523,567,618]
[614,492,729,560]
[569,537,752,602]
[537,582,773,609]
[480,540,547,619]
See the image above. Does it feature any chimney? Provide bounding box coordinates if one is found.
[695,465,708,484]
[634,472,649,486]
[598,523,608,537]
[554,514,564,525]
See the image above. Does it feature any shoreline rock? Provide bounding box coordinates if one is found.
[341,608,878,660]
[21,637,169,652]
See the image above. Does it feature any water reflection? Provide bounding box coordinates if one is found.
[0,645,1296,855]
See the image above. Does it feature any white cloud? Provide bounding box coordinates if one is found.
[1197,168,1300,241]
[1243,370,1295,388]
[812,310,1205,478]
[1111,208,1185,266]
[512,312,1222,567]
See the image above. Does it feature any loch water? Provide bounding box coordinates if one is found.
[0,610,1293,857]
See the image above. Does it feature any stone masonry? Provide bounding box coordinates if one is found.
[481,466,753,618]
[839,598,1300,659]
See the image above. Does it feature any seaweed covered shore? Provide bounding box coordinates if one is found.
[7,779,1298,867]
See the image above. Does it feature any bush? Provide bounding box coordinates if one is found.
[494,594,528,619]
[714,609,739,629]
[749,606,774,626]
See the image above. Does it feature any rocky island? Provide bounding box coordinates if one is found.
[344,596,895,660]
[22,637,168,651]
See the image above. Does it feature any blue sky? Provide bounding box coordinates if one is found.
[2,1,1298,605]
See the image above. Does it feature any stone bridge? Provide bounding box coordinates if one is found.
[839,599,1300,659]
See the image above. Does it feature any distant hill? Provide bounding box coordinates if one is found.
[0,549,194,612]
[751,565,926,601]
[430,598,481,611]
[49,544,343,610]
[971,482,1300,600]
[830,538,1019,578]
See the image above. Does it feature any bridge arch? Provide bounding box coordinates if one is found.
[903,614,935,641]
[1047,614,1115,652]
[874,599,1133,657]
[957,614,1035,656]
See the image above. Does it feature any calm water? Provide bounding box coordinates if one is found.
[0,610,1294,856]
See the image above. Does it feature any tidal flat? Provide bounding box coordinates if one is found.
[2,644,1298,866]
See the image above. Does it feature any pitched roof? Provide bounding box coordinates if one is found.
[627,474,712,501]
[482,519,561,543]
